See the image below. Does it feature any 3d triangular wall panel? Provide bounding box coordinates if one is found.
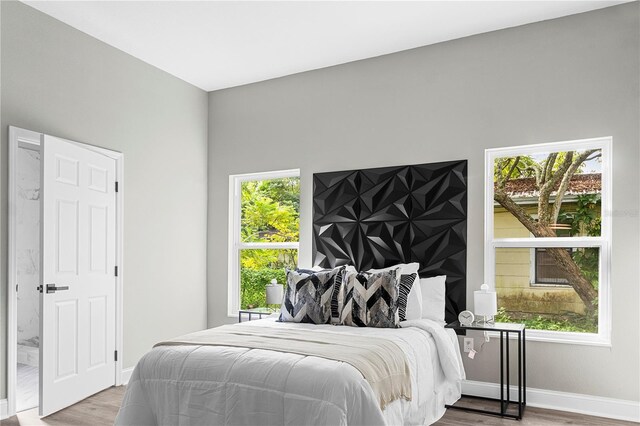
[312,160,467,324]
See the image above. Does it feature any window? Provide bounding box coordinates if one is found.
[228,170,300,315]
[533,248,573,286]
[485,138,611,344]
[526,215,574,287]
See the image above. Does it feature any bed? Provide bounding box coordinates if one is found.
[116,160,468,425]
[116,316,464,425]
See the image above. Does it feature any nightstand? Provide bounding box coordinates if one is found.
[445,320,526,420]
[238,307,275,323]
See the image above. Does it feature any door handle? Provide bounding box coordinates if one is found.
[45,284,69,293]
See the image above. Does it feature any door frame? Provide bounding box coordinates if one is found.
[7,126,125,417]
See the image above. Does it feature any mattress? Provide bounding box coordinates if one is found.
[115,317,464,426]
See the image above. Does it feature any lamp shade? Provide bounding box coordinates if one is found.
[266,279,283,305]
[474,284,497,317]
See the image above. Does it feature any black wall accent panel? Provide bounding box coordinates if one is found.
[312,160,467,324]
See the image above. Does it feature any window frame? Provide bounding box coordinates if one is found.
[228,169,300,317]
[484,137,611,346]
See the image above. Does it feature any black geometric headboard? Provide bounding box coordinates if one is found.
[312,160,467,325]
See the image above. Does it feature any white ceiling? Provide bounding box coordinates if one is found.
[23,1,629,92]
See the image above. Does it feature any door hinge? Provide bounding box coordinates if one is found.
[115,181,119,192]
[16,284,18,293]
[115,266,118,277]
[114,350,118,362]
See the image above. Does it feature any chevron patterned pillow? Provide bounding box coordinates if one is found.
[279,266,345,324]
[340,268,401,328]
[296,267,345,323]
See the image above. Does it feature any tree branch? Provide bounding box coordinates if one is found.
[530,163,543,187]
[538,152,573,224]
[495,159,508,190]
[505,156,521,180]
[494,189,556,237]
[552,150,598,223]
[542,153,558,185]
[584,152,602,162]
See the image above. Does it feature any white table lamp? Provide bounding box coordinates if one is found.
[266,279,283,311]
[474,284,497,324]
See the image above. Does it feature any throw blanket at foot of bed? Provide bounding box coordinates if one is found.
[154,323,412,409]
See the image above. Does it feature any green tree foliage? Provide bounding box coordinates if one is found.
[241,178,299,244]
[240,260,292,309]
[494,156,538,181]
[240,177,300,308]
[494,153,588,182]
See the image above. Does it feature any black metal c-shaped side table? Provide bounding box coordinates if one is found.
[445,320,526,420]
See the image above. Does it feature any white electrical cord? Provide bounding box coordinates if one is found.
[478,331,490,352]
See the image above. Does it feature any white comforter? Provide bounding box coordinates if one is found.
[115,317,464,426]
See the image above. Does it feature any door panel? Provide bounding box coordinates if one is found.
[89,206,108,273]
[54,155,79,186]
[88,296,107,369]
[56,200,79,274]
[54,300,78,380]
[40,135,116,417]
[88,166,108,193]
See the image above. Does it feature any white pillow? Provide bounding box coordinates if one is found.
[368,262,419,275]
[420,275,447,323]
[296,265,325,271]
[367,263,422,321]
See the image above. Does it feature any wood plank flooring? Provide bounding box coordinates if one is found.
[0,386,125,426]
[0,388,635,425]
[435,397,637,425]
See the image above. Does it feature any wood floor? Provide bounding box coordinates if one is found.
[435,398,637,425]
[0,387,125,426]
[1,388,635,426]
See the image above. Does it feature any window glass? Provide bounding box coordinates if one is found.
[493,149,602,239]
[241,177,300,243]
[487,139,609,341]
[240,248,298,309]
[495,247,599,333]
[231,172,300,314]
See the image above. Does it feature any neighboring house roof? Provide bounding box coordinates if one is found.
[499,173,601,198]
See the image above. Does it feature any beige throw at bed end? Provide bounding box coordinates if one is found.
[155,323,412,409]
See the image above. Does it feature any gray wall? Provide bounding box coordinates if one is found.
[208,3,639,401]
[1,1,209,398]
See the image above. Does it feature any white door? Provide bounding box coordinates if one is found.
[40,135,117,417]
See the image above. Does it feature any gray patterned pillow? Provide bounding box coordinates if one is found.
[279,267,345,324]
[340,268,401,328]
[296,267,345,323]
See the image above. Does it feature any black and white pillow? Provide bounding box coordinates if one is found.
[296,267,345,323]
[365,263,422,320]
[398,273,417,322]
[279,267,345,324]
[340,268,401,328]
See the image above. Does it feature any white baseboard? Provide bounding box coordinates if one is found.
[121,367,134,385]
[1,398,8,420]
[462,379,640,423]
